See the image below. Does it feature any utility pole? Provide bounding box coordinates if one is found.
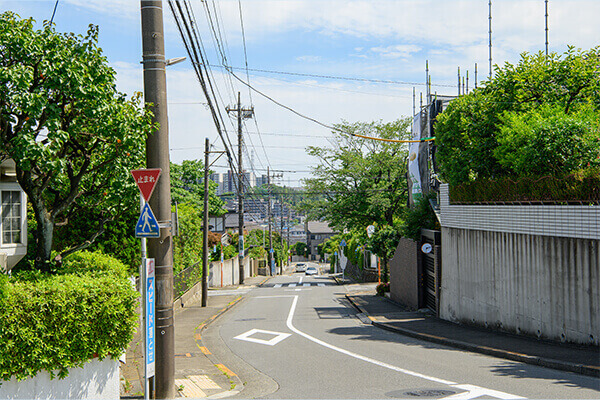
[202,138,209,307]
[226,92,253,284]
[280,195,284,274]
[286,204,290,268]
[140,1,174,398]
[545,0,549,57]
[267,166,273,275]
[203,144,227,305]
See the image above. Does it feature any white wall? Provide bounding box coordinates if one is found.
[0,358,119,399]
[208,256,251,287]
[439,184,600,345]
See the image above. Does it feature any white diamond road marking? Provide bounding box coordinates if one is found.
[234,328,292,346]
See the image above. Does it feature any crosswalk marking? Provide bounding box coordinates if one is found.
[268,282,330,289]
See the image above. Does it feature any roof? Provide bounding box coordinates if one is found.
[306,221,336,234]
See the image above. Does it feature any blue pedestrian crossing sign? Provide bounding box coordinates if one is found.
[136,203,160,238]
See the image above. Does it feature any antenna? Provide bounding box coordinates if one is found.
[426,60,430,103]
[489,0,493,79]
[545,0,549,56]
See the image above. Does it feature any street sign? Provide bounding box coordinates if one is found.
[421,243,433,254]
[131,169,162,202]
[145,258,155,378]
[340,239,347,247]
[136,203,160,238]
[221,233,230,246]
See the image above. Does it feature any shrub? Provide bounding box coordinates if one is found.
[0,252,137,381]
[376,282,390,296]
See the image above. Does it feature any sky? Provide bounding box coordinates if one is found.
[2,0,599,186]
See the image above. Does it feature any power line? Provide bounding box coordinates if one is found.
[210,64,456,88]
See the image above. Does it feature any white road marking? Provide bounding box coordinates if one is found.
[254,295,296,299]
[318,283,325,287]
[274,284,282,288]
[298,277,303,284]
[303,283,310,287]
[442,384,525,400]
[285,295,525,399]
[234,328,291,346]
[289,283,297,287]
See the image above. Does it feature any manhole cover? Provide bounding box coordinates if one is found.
[386,389,457,398]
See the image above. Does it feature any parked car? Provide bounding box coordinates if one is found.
[295,263,307,272]
[305,266,318,276]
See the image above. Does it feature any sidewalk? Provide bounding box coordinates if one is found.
[335,277,599,378]
[120,275,270,398]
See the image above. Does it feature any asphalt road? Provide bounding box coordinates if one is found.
[203,263,600,399]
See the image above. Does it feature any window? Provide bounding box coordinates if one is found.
[2,191,21,244]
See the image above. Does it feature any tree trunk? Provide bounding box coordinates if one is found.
[32,203,54,273]
[382,258,389,283]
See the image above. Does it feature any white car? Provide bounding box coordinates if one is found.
[295,263,307,272]
[305,266,318,276]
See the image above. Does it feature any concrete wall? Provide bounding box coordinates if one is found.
[0,358,119,399]
[389,238,420,310]
[439,184,600,345]
[208,256,251,288]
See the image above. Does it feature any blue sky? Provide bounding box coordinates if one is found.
[2,0,599,185]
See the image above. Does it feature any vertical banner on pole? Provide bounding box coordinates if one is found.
[146,258,156,378]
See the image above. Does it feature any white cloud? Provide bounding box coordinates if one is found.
[296,55,322,63]
[371,44,421,59]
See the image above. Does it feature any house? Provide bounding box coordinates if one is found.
[305,221,336,261]
[0,158,27,272]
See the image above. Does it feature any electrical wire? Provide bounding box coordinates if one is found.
[225,68,435,143]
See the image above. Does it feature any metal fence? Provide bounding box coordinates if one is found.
[173,261,201,300]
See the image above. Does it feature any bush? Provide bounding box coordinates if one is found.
[0,252,137,381]
[450,169,600,204]
[401,194,440,241]
[376,282,390,296]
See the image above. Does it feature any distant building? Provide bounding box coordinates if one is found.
[305,221,337,261]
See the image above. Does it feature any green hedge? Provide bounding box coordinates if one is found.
[449,170,600,204]
[0,251,137,381]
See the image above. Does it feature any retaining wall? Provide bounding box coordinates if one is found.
[439,184,600,345]
[0,358,119,399]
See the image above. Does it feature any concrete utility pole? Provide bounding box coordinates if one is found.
[227,92,253,284]
[545,0,549,57]
[267,166,273,275]
[280,195,284,274]
[286,205,290,267]
[140,1,174,398]
[202,138,209,307]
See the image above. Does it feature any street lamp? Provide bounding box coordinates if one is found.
[165,56,186,66]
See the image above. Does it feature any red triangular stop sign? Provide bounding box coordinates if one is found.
[131,168,162,201]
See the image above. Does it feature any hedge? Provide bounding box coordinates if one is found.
[0,251,137,381]
[449,170,600,204]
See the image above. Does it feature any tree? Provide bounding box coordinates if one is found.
[301,119,411,231]
[436,47,600,186]
[170,159,225,216]
[0,13,153,271]
[293,242,307,257]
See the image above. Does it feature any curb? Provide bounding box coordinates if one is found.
[345,295,600,378]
